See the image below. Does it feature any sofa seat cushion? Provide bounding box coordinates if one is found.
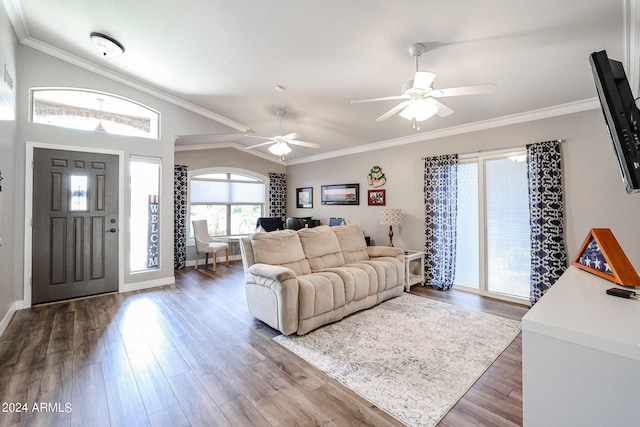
[332,224,370,263]
[361,257,404,292]
[297,272,346,320]
[251,229,311,276]
[320,265,377,303]
[298,226,345,271]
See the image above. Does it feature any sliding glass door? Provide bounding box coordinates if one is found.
[454,150,531,302]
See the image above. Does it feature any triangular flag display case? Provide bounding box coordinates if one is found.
[572,228,640,286]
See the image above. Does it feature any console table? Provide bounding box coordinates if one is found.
[402,250,425,291]
[522,266,640,426]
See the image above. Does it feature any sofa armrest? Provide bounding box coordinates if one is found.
[367,246,403,259]
[245,263,299,335]
[247,263,297,282]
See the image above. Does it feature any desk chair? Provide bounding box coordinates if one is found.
[192,220,229,272]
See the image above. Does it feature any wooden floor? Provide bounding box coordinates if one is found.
[0,262,528,427]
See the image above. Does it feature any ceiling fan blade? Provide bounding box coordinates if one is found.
[245,134,274,141]
[431,83,497,97]
[350,95,408,104]
[288,140,320,149]
[431,99,454,117]
[245,140,275,150]
[413,71,436,90]
[282,132,299,140]
[376,100,411,122]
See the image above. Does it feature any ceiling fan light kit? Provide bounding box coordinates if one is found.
[245,109,320,160]
[351,43,496,129]
[268,140,292,156]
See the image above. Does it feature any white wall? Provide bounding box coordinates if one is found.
[12,45,237,303]
[286,109,640,270]
[0,2,18,324]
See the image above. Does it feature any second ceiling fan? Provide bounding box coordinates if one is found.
[245,109,319,160]
[351,43,496,130]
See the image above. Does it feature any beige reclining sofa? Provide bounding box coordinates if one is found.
[239,224,404,335]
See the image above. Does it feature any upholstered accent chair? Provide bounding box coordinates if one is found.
[192,220,229,272]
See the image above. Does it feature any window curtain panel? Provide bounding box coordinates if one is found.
[268,172,287,221]
[424,154,458,290]
[527,140,567,304]
[174,165,188,269]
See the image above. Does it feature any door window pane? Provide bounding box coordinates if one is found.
[485,157,530,298]
[130,158,161,272]
[454,163,479,288]
[69,175,88,211]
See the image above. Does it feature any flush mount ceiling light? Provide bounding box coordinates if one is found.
[90,32,125,56]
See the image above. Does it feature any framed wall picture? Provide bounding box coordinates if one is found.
[321,184,359,205]
[368,189,385,206]
[296,187,313,208]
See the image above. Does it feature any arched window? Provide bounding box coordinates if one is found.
[31,88,160,139]
[189,168,266,237]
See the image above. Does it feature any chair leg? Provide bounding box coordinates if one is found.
[225,248,229,267]
[205,253,209,269]
[194,252,199,270]
[213,251,217,272]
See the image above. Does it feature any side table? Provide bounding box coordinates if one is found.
[402,249,425,291]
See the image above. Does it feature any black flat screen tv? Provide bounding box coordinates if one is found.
[589,50,640,194]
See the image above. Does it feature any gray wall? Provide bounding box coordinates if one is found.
[175,147,285,262]
[0,3,18,322]
[286,109,640,269]
[175,147,285,177]
[10,45,237,305]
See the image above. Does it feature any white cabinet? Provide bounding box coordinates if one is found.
[522,266,640,427]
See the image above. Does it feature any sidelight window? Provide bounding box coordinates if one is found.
[130,157,161,272]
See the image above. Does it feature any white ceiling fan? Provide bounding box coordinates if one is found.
[351,43,496,130]
[245,109,320,160]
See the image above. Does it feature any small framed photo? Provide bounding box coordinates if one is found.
[368,189,385,206]
[296,187,313,208]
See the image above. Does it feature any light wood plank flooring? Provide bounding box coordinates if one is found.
[0,262,528,427]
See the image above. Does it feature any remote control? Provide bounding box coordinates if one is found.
[606,288,637,299]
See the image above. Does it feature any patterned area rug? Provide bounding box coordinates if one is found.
[273,293,521,427]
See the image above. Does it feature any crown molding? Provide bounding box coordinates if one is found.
[19,37,251,133]
[624,0,640,94]
[2,0,29,41]
[285,98,600,165]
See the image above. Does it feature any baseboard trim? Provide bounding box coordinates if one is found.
[121,277,175,293]
[184,255,242,268]
[0,300,24,339]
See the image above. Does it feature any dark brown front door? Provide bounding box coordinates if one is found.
[32,148,119,304]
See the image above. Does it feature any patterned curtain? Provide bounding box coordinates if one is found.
[424,155,458,290]
[527,140,567,304]
[268,172,286,221]
[174,165,188,269]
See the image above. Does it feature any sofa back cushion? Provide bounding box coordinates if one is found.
[250,230,311,275]
[298,226,345,271]
[332,224,370,263]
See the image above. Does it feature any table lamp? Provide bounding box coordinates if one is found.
[379,208,402,247]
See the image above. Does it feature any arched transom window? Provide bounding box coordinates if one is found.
[31,88,160,139]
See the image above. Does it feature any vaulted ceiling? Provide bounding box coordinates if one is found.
[5,0,634,162]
